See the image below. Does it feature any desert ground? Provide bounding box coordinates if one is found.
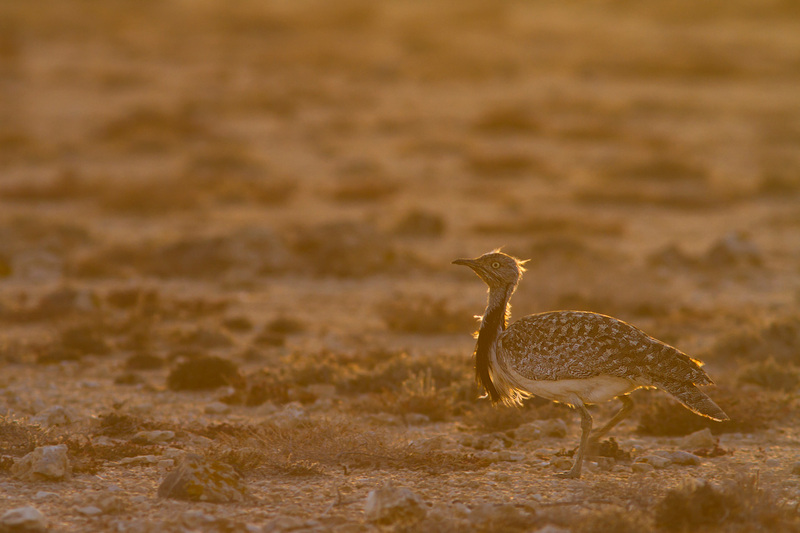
[1,1,800,531]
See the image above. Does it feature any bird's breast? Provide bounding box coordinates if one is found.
[510,374,640,406]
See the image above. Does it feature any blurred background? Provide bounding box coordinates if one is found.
[2,0,798,328]
[1,1,800,529]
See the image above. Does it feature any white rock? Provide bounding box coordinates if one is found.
[30,405,79,427]
[365,483,427,524]
[118,455,159,466]
[12,445,70,481]
[635,455,671,469]
[535,419,567,438]
[550,456,573,470]
[533,448,558,459]
[133,430,175,443]
[34,492,58,500]
[534,525,572,533]
[680,428,716,450]
[631,462,655,473]
[204,402,231,415]
[497,451,526,462]
[514,422,542,442]
[404,413,431,426]
[0,506,47,532]
[655,450,702,466]
[77,506,103,516]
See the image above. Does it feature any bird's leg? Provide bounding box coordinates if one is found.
[556,403,592,479]
[587,395,634,455]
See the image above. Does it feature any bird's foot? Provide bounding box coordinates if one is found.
[554,466,581,479]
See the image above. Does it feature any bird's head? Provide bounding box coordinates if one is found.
[452,250,527,289]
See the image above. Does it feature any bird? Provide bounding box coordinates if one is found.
[453,250,729,479]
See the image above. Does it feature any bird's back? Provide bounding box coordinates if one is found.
[498,310,712,386]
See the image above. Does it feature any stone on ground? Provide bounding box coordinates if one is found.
[11,445,71,481]
[364,483,427,524]
[0,506,47,533]
[157,453,249,503]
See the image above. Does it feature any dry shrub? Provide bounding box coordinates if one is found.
[125,353,165,371]
[208,416,492,476]
[707,314,800,366]
[738,357,799,392]
[167,356,242,391]
[393,210,446,237]
[389,368,454,422]
[463,399,565,434]
[253,316,305,346]
[338,351,467,396]
[220,370,291,406]
[288,220,401,278]
[472,105,542,134]
[60,323,112,357]
[97,413,143,438]
[97,106,209,153]
[184,147,296,206]
[0,171,89,202]
[473,215,624,237]
[0,417,46,457]
[96,177,204,214]
[655,477,799,532]
[378,294,475,334]
[465,152,544,179]
[636,385,792,436]
[75,227,290,280]
[329,177,399,203]
[221,316,254,333]
[575,508,650,533]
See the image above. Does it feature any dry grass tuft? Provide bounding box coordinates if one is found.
[288,220,403,278]
[636,385,793,436]
[167,356,242,391]
[655,476,799,532]
[378,293,475,334]
[738,357,799,392]
[708,314,800,366]
[208,416,492,477]
[0,417,46,457]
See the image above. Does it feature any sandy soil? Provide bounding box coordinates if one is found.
[1,1,800,531]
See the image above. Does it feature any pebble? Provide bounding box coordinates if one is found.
[34,492,59,500]
[533,448,558,459]
[791,462,800,476]
[635,455,671,469]
[364,482,427,524]
[497,451,526,462]
[631,462,656,473]
[654,450,702,466]
[680,428,716,450]
[30,405,79,427]
[118,455,159,466]
[204,402,231,415]
[157,453,249,503]
[404,413,431,426]
[12,445,71,481]
[550,456,573,470]
[132,430,175,444]
[514,422,542,442]
[77,506,103,516]
[0,506,47,532]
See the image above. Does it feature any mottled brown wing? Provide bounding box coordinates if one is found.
[498,311,711,385]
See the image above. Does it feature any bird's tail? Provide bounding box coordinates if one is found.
[657,379,729,421]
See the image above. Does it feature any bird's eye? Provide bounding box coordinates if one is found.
[491,261,501,269]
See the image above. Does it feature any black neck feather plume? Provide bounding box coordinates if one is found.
[474,286,511,404]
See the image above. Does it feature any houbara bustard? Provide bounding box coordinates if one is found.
[453,250,728,478]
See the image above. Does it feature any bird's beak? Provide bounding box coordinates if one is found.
[452,258,479,269]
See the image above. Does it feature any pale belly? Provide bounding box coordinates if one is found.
[511,373,640,407]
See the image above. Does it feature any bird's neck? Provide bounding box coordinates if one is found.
[474,284,515,403]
